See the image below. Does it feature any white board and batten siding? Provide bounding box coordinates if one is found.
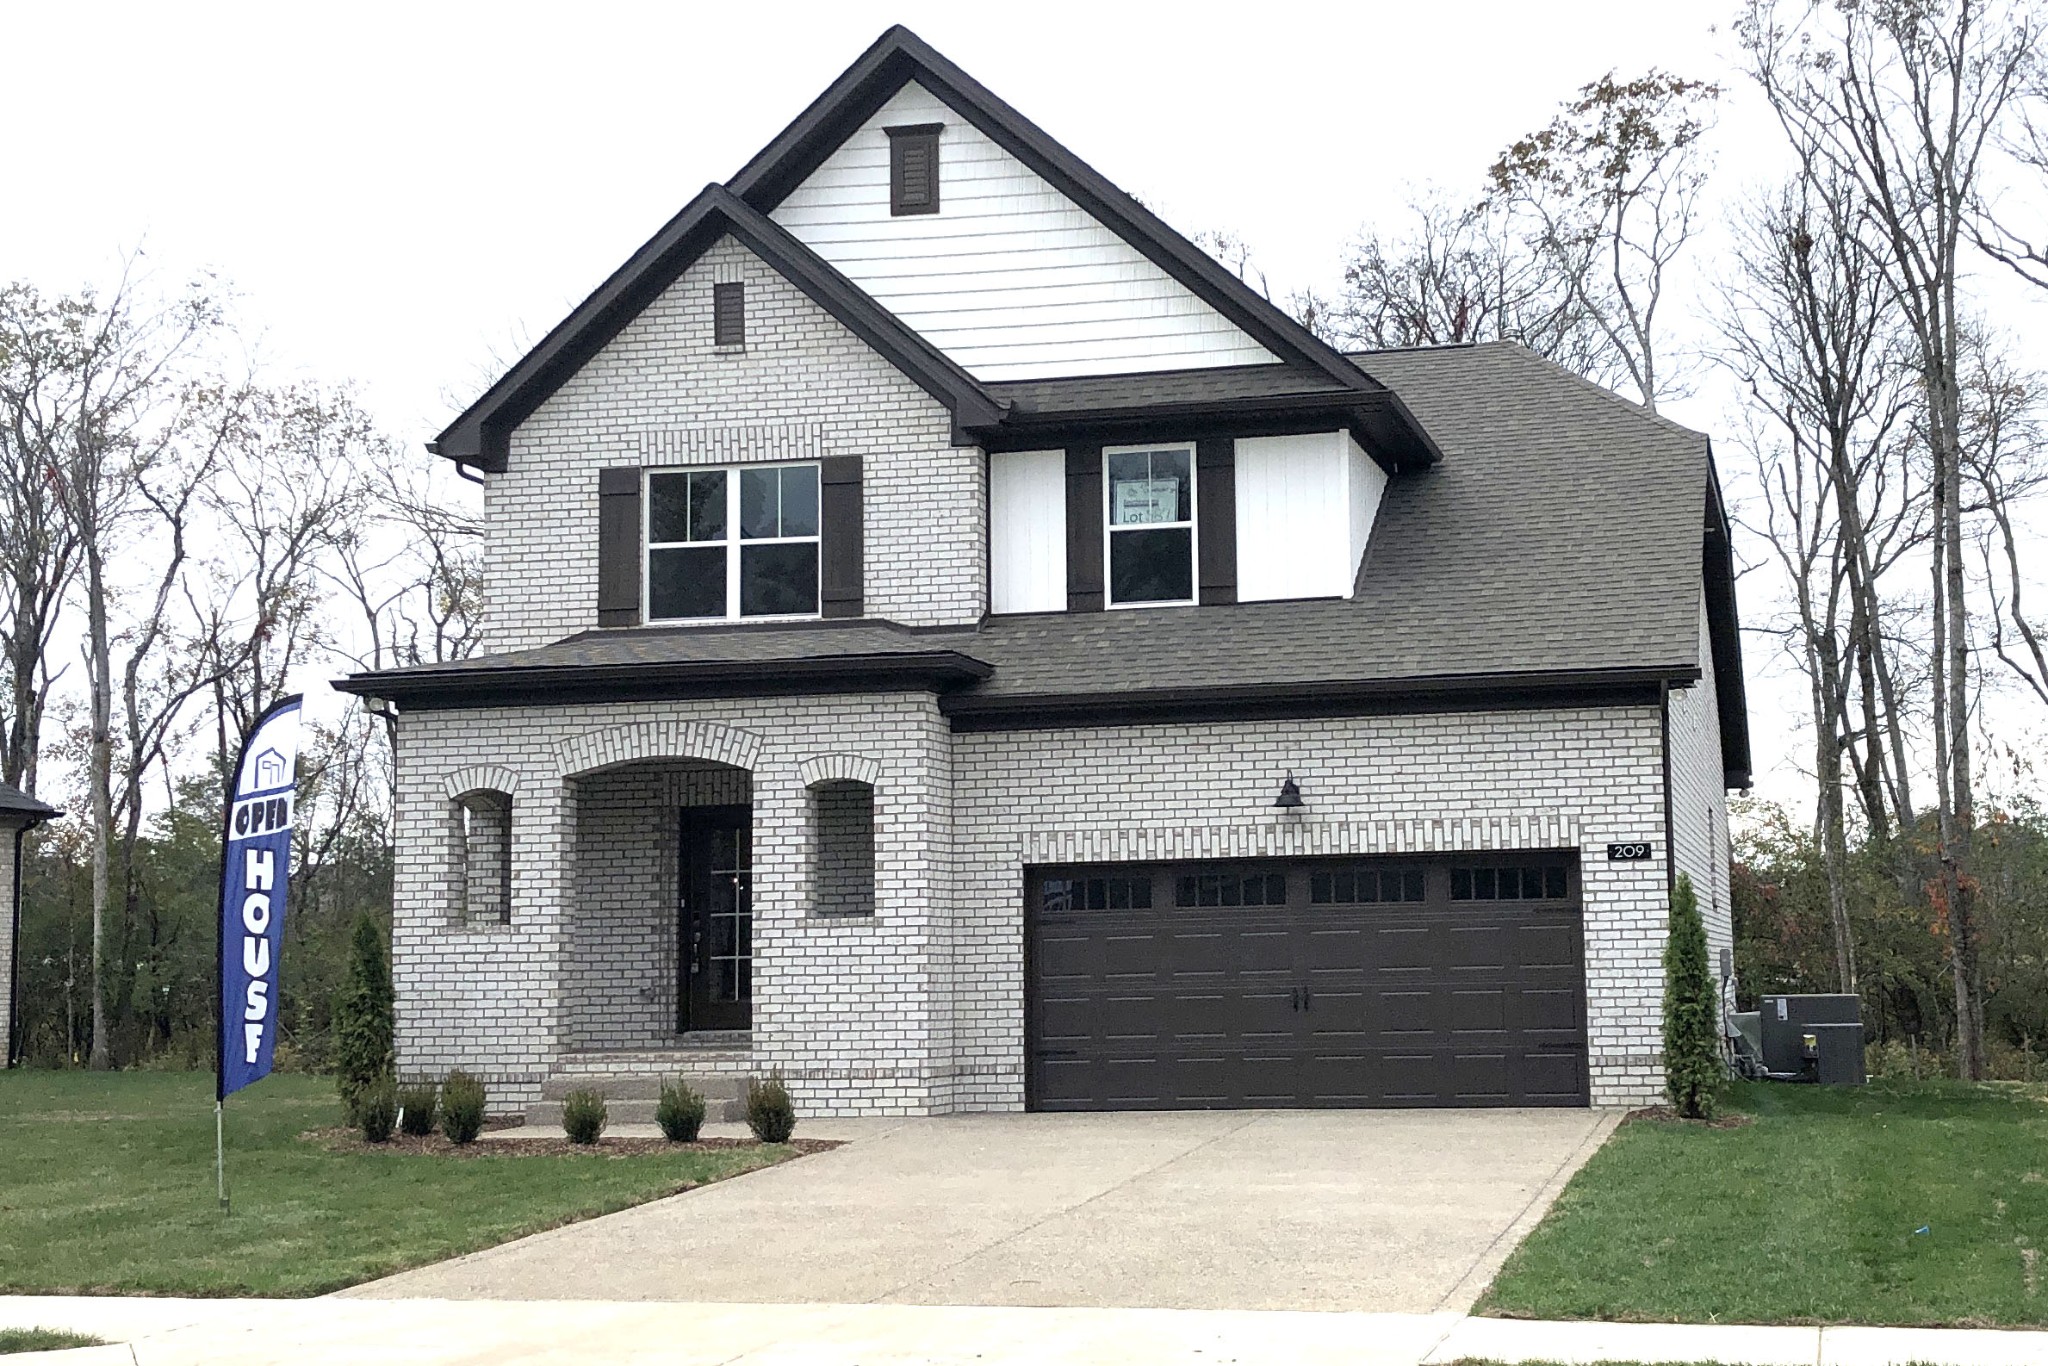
[990,449,1066,614]
[1234,431,1386,603]
[771,82,1279,380]
[990,433,1384,614]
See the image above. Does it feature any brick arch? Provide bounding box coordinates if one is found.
[797,752,882,789]
[555,719,762,778]
[441,764,521,802]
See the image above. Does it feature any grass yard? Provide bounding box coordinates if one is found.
[1481,1080,2048,1327]
[0,1329,105,1353]
[0,1070,800,1296]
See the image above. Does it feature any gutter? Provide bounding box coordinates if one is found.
[941,666,1699,732]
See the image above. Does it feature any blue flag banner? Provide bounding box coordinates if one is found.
[217,695,303,1101]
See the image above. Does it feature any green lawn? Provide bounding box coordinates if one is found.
[1481,1080,2048,1327]
[0,1070,798,1296]
[0,1329,105,1353]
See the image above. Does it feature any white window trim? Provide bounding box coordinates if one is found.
[1102,441,1199,609]
[643,462,822,624]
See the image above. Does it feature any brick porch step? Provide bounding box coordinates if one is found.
[526,1044,757,1127]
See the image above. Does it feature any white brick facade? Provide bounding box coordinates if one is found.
[1,824,17,1063]
[1669,591,1736,966]
[484,235,986,653]
[390,693,1689,1114]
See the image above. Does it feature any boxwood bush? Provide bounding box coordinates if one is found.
[656,1079,707,1142]
[440,1070,487,1144]
[397,1082,438,1137]
[357,1075,397,1143]
[744,1072,796,1144]
[561,1088,608,1145]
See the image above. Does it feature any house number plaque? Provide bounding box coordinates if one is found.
[1606,842,1654,861]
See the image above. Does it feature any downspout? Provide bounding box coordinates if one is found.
[1659,682,1676,904]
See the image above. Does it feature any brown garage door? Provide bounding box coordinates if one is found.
[1026,854,1588,1110]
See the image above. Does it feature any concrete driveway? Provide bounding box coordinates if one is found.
[348,1108,1618,1313]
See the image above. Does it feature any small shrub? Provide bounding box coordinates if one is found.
[397,1082,439,1137]
[334,915,395,1121]
[561,1088,608,1144]
[358,1075,398,1143]
[656,1079,707,1142]
[744,1071,796,1143]
[440,1070,487,1144]
[1663,872,1719,1120]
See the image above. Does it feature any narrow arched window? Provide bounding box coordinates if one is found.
[808,779,874,916]
[457,791,512,924]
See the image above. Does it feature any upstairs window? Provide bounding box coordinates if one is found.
[887,123,942,215]
[646,464,820,621]
[713,281,745,347]
[1105,445,1196,606]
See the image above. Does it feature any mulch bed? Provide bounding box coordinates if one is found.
[1623,1105,1755,1129]
[301,1127,841,1158]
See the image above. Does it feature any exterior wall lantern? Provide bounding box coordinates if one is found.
[1274,773,1304,809]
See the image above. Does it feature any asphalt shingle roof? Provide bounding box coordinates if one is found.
[0,779,59,822]
[346,342,1709,704]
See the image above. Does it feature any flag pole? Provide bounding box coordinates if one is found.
[214,721,234,1215]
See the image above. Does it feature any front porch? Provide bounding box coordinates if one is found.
[390,707,958,1117]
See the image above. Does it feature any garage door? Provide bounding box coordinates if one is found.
[1026,854,1588,1110]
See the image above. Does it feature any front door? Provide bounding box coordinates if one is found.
[679,805,752,1032]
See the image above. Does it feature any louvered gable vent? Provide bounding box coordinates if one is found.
[887,123,942,216]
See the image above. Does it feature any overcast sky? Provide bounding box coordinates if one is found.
[10,1,2047,817]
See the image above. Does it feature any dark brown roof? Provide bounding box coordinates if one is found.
[0,780,59,823]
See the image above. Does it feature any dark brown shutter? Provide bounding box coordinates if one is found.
[820,456,863,618]
[1065,445,1104,613]
[887,124,943,216]
[1196,438,1237,606]
[597,466,642,627]
[713,281,745,347]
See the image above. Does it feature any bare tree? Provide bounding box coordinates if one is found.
[1323,190,1615,377]
[0,285,84,795]
[1489,71,1722,411]
[1973,60,2048,287]
[1741,0,2036,1078]
[1960,336,2048,704]
[41,266,228,1067]
[1720,167,1928,992]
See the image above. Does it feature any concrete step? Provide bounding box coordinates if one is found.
[527,1095,748,1128]
[540,1073,747,1102]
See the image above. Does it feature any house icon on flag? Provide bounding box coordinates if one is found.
[253,748,288,791]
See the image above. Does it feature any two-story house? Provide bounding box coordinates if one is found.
[338,26,1749,1119]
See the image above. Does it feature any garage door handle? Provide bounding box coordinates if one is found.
[1302,989,1313,1011]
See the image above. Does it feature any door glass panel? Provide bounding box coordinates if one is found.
[706,821,751,1005]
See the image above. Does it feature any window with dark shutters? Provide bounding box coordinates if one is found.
[1064,446,1104,613]
[819,456,864,618]
[713,281,745,347]
[886,124,942,216]
[597,467,643,627]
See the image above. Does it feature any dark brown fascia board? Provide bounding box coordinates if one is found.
[429,185,1006,470]
[1702,442,1754,789]
[939,667,1698,732]
[976,391,1431,474]
[725,28,1438,433]
[331,650,996,710]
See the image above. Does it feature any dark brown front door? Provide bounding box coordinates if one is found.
[1026,854,1588,1110]
[680,805,752,1032]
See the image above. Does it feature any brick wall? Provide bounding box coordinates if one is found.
[0,824,15,1062]
[1668,591,1735,966]
[951,705,1676,1109]
[485,234,987,652]
[390,697,953,1114]
[810,781,876,917]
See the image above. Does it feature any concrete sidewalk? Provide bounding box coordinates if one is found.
[6,1297,2048,1365]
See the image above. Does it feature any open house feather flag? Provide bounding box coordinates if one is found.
[217,695,303,1102]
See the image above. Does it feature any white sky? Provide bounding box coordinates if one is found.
[9,1,2047,821]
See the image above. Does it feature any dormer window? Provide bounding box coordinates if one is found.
[887,124,942,216]
[1105,444,1196,607]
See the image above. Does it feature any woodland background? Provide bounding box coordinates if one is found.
[7,0,2048,1078]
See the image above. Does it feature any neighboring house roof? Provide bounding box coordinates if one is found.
[349,342,1750,783]
[428,26,1441,473]
[0,780,59,825]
